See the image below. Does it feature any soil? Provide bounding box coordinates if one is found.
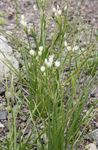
[0,0,98,149]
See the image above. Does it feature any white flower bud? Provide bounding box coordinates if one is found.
[55,61,60,67]
[52,7,56,13]
[49,54,54,63]
[39,46,43,52]
[58,10,62,15]
[72,45,79,51]
[29,49,36,56]
[64,5,67,11]
[40,66,45,72]
[67,46,71,51]
[20,15,27,27]
[45,59,52,67]
[33,4,37,11]
[64,41,68,47]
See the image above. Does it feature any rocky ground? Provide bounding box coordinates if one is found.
[0,0,98,149]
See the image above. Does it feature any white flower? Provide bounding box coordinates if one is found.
[45,59,52,67]
[33,4,37,11]
[57,5,60,10]
[39,46,43,52]
[49,54,54,63]
[67,46,71,51]
[46,61,52,67]
[64,41,68,47]
[72,45,79,51]
[45,54,54,67]
[55,60,60,67]
[53,5,62,17]
[52,7,56,13]
[58,10,62,15]
[45,58,48,64]
[40,66,45,72]
[38,51,42,56]
[20,15,27,27]
[64,5,67,11]
[29,49,35,56]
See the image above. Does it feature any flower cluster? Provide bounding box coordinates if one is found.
[29,46,44,57]
[41,54,60,73]
[20,15,27,27]
[38,46,43,56]
[64,41,79,52]
[52,4,67,17]
[45,54,54,67]
[52,5,62,16]
[29,46,61,73]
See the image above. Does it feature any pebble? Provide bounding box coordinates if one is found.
[0,35,19,81]
[85,143,97,150]
[0,111,7,120]
[88,129,98,145]
[0,122,4,128]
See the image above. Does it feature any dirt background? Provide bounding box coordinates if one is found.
[0,0,98,149]
[0,0,98,30]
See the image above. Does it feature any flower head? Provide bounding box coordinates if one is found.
[52,7,56,13]
[45,61,52,67]
[40,66,45,72]
[39,46,43,52]
[49,54,54,63]
[52,5,62,17]
[72,45,79,51]
[55,60,60,67]
[33,4,37,11]
[29,49,36,56]
[64,5,67,11]
[45,54,54,67]
[67,46,71,51]
[58,10,62,15]
[20,15,27,27]
[64,41,68,47]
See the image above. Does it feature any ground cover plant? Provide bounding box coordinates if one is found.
[0,0,98,149]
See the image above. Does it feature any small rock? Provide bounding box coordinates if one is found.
[0,122,4,128]
[88,129,98,145]
[95,122,98,128]
[0,111,7,120]
[0,83,5,95]
[90,88,98,98]
[85,143,97,150]
[0,35,19,81]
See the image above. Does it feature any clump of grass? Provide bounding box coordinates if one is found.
[0,0,98,149]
